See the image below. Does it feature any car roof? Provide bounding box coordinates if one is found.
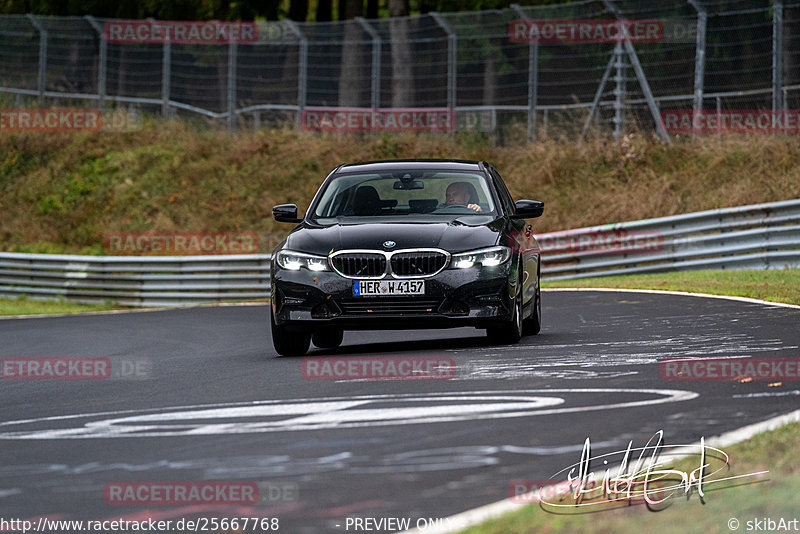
[335,159,487,174]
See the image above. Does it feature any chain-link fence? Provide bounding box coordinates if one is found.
[0,0,798,141]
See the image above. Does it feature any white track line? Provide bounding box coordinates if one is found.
[400,408,800,534]
[542,287,800,310]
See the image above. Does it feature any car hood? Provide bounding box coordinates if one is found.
[284,217,504,255]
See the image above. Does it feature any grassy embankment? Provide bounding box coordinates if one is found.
[2,121,800,253]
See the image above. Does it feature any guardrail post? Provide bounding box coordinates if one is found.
[431,12,457,112]
[688,1,707,142]
[228,40,237,131]
[284,20,307,127]
[84,16,107,108]
[512,4,538,141]
[773,0,784,114]
[26,14,47,105]
[356,17,381,110]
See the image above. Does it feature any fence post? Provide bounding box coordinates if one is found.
[147,19,171,118]
[84,16,107,109]
[162,42,171,117]
[773,0,784,113]
[688,1,707,142]
[431,12,457,112]
[579,53,615,143]
[612,41,625,137]
[228,41,237,131]
[26,14,47,105]
[284,20,307,127]
[512,4,537,141]
[356,17,381,110]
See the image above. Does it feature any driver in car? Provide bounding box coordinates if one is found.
[444,182,482,212]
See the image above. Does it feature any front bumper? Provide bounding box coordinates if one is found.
[271,263,516,331]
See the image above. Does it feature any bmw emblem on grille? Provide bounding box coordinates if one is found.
[383,240,396,249]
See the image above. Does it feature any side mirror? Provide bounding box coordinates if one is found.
[512,200,544,219]
[273,204,302,223]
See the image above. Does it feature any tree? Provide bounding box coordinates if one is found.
[315,0,332,22]
[288,0,307,21]
[390,0,413,107]
[338,0,364,107]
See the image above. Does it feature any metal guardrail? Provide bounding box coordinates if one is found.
[0,199,798,307]
[0,253,270,307]
[536,198,800,280]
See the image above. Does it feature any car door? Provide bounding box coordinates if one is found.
[489,166,538,308]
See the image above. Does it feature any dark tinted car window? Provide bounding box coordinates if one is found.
[311,171,497,220]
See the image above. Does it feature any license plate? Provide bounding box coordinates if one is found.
[353,280,425,296]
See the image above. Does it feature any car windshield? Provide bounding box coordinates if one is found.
[311,171,497,221]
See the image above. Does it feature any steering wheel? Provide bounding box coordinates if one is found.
[435,203,468,213]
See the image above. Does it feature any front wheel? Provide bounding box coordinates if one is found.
[524,282,542,335]
[486,279,523,345]
[312,328,344,349]
[270,306,311,357]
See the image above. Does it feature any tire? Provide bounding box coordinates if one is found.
[486,275,523,345]
[523,281,542,336]
[312,328,344,349]
[270,306,311,357]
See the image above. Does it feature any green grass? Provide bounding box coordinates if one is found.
[459,422,800,534]
[0,296,124,316]
[542,269,800,306]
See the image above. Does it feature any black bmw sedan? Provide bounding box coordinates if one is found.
[270,159,544,356]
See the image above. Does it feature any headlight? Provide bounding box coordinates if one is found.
[276,250,330,271]
[450,246,511,269]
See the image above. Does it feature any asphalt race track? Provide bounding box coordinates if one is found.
[1,290,798,533]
